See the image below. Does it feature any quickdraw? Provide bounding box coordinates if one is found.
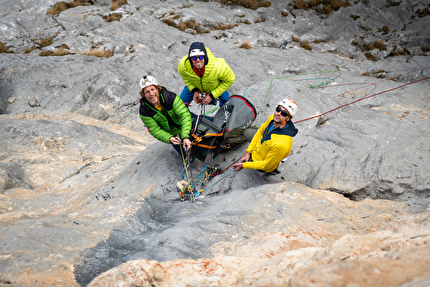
[204,165,221,182]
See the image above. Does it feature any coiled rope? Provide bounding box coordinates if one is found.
[293,67,430,124]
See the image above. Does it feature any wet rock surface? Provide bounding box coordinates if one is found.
[0,0,430,286]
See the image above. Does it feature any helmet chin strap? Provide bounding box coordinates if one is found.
[280,120,287,126]
[280,116,290,126]
[274,118,288,128]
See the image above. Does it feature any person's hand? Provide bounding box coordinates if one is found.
[241,152,251,163]
[183,138,191,151]
[233,162,243,171]
[169,136,181,145]
[193,92,202,104]
[201,94,213,105]
[233,152,251,171]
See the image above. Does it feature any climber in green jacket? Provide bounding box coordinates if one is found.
[178,42,235,107]
[139,75,193,155]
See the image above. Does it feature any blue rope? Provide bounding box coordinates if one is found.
[199,168,235,195]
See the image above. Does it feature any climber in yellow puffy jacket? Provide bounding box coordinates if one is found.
[233,98,299,173]
[178,42,235,107]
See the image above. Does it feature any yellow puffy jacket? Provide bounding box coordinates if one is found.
[178,47,235,99]
[243,114,298,172]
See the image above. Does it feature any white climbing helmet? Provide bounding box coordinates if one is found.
[139,75,158,90]
[278,98,298,118]
[189,49,205,57]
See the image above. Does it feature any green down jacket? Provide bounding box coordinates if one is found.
[139,87,192,144]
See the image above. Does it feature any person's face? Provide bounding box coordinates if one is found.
[191,55,205,70]
[274,105,290,123]
[143,85,160,106]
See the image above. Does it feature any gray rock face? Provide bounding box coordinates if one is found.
[0,0,429,286]
[87,211,430,287]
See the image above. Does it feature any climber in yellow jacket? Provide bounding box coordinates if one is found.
[178,42,235,107]
[233,98,299,173]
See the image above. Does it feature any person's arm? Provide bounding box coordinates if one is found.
[182,138,192,150]
[233,152,251,171]
[193,90,203,104]
[209,58,235,99]
[201,93,213,105]
[243,144,287,172]
[170,136,182,145]
[246,116,270,153]
[140,115,173,144]
[172,95,193,141]
[178,57,199,95]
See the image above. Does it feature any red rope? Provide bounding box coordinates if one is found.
[220,156,243,174]
[294,75,430,124]
[217,68,430,175]
[322,67,430,98]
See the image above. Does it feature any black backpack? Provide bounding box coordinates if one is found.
[191,95,257,162]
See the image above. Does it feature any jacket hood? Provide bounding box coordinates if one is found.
[261,119,298,144]
[188,42,209,65]
[282,120,298,137]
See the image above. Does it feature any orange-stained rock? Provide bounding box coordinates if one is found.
[89,212,430,287]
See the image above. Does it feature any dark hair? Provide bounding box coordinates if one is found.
[139,85,162,98]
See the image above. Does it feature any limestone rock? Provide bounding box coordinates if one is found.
[0,0,429,286]
[87,212,430,286]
